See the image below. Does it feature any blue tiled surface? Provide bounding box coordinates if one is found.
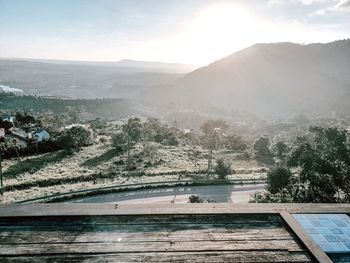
[293,214,350,253]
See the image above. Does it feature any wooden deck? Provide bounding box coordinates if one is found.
[0,203,345,262]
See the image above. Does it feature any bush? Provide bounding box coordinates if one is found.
[112,132,127,153]
[99,137,107,144]
[266,167,292,194]
[254,137,274,164]
[188,195,203,203]
[215,158,231,179]
[166,131,179,146]
[188,195,216,203]
[57,126,93,153]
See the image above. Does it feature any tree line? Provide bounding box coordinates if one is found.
[253,126,350,203]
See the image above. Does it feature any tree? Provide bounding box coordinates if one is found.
[123,117,142,143]
[254,137,274,165]
[200,119,229,176]
[253,126,350,203]
[166,130,179,146]
[58,126,92,154]
[143,142,160,166]
[224,135,247,151]
[89,118,107,132]
[122,118,142,174]
[272,141,289,165]
[142,118,162,142]
[15,111,35,126]
[0,120,13,132]
[288,126,350,202]
[266,167,292,194]
[8,139,22,160]
[188,194,216,203]
[188,194,203,203]
[112,131,127,153]
[215,158,231,179]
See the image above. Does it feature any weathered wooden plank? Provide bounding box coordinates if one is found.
[280,211,332,263]
[0,214,283,226]
[0,251,312,263]
[0,215,285,236]
[0,239,305,255]
[1,203,350,217]
[0,205,318,262]
[0,221,285,232]
[0,228,293,244]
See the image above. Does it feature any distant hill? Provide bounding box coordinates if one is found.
[111,59,196,73]
[0,59,195,99]
[167,40,350,119]
[3,41,350,120]
[0,58,196,73]
[0,93,159,120]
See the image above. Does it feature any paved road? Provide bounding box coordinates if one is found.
[67,184,265,204]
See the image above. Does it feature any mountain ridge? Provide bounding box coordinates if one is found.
[166,40,350,119]
[0,58,197,73]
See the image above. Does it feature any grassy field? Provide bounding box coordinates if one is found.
[0,140,268,203]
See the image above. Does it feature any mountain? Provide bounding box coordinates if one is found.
[2,41,350,120]
[166,40,350,119]
[112,59,196,73]
[0,58,196,73]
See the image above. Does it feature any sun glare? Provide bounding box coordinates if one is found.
[184,3,259,64]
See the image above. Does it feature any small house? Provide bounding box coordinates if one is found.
[0,113,15,123]
[33,130,50,142]
[9,127,32,140]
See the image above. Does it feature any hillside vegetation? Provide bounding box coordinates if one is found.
[0,118,267,203]
[0,93,157,119]
[166,40,350,119]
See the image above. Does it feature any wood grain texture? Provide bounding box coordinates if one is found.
[1,203,350,217]
[0,214,312,262]
[0,251,311,263]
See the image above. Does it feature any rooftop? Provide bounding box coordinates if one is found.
[1,203,349,262]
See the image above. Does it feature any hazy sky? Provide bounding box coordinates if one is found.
[0,0,349,65]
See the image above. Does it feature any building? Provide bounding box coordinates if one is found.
[0,203,348,262]
[9,127,31,140]
[0,113,15,123]
[32,130,50,142]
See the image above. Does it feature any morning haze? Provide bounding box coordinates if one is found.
[1,2,350,261]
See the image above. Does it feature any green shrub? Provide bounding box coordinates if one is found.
[214,158,231,179]
[188,195,203,203]
[266,167,292,194]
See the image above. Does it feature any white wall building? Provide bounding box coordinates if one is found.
[33,130,50,142]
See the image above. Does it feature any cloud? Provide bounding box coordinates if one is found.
[335,0,350,10]
[300,0,328,5]
[268,0,326,7]
[310,0,350,15]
